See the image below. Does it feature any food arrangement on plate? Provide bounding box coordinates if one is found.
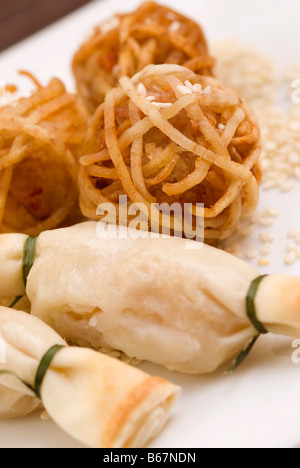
[0,0,300,449]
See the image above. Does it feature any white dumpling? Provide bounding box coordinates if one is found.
[0,384,41,419]
[0,222,300,374]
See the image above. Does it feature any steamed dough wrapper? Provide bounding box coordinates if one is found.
[0,384,41,419]
[0,308,179,448]
[0,78,87,235]
[79,65,261,240]
[73,1,214,112]
[1,222,300,374]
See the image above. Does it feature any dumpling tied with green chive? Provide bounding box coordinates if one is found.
[0,222,300,373]
[0,307,179,448]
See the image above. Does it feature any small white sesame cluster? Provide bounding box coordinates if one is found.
[177,80,211,96]
[213,39,300,268]
[245,246,258,260]
[136,79,212,109]
[212,39,279,108]
[223,211,300,267]
[223,208,279,266]
[137,83,172,109]
[137,83,147,97]
[213,39,300,194]
[99,347,141,366]
[256,230,275,266]
[259,107,300,192]
[243,208,280,231]
[257,207,280,227]
[283,64,300,100]
[169,21,181,33]
[284,230,300,265]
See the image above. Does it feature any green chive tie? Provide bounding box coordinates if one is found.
[9,235,38,309]
[227,275,269,373]
[0,345,64,399]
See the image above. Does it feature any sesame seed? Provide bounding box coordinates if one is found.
[246,246,258,260]
[261,243,272,255]
[177,85,192,95]
[286,242,298,252]
[259,217,275,227]
[193,83,203,93]
[169,21,181,33]
[289,121,300,131]
[279,179,296,192]
[265,141,277,151]
[263,208,280,218]
[218,123,226,130]
[295,167,300,180]
[184,80,194,90]
[146,95,156,102]
[262,180,276,190]
[288,153,300,165]
[259,232,274,243]
[258,258,270,266]
[212,40,300,193]
[137,83,147,97]
[287,229,300,238]
[285,251,296,265]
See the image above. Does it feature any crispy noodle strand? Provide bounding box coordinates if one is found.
[79,64,261,240]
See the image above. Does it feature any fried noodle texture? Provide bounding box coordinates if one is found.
[73,1,214,113]
[0,77,88,235]
[79,65,261,240]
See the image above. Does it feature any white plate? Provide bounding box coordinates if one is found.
[0,0,300,449]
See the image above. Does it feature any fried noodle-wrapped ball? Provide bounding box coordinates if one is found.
[79,65,261,240]
[73,1,214,112]
[0,307,179,447]
[0,77,87,235]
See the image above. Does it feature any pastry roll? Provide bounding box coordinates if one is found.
[0,307,179,448]
[73,1,214,112]
[0,222,300,374]
[0,384,41,419]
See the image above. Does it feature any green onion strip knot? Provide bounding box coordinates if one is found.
[9,235,38,309]
[0,345,65,399]
[227,275,269,373]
